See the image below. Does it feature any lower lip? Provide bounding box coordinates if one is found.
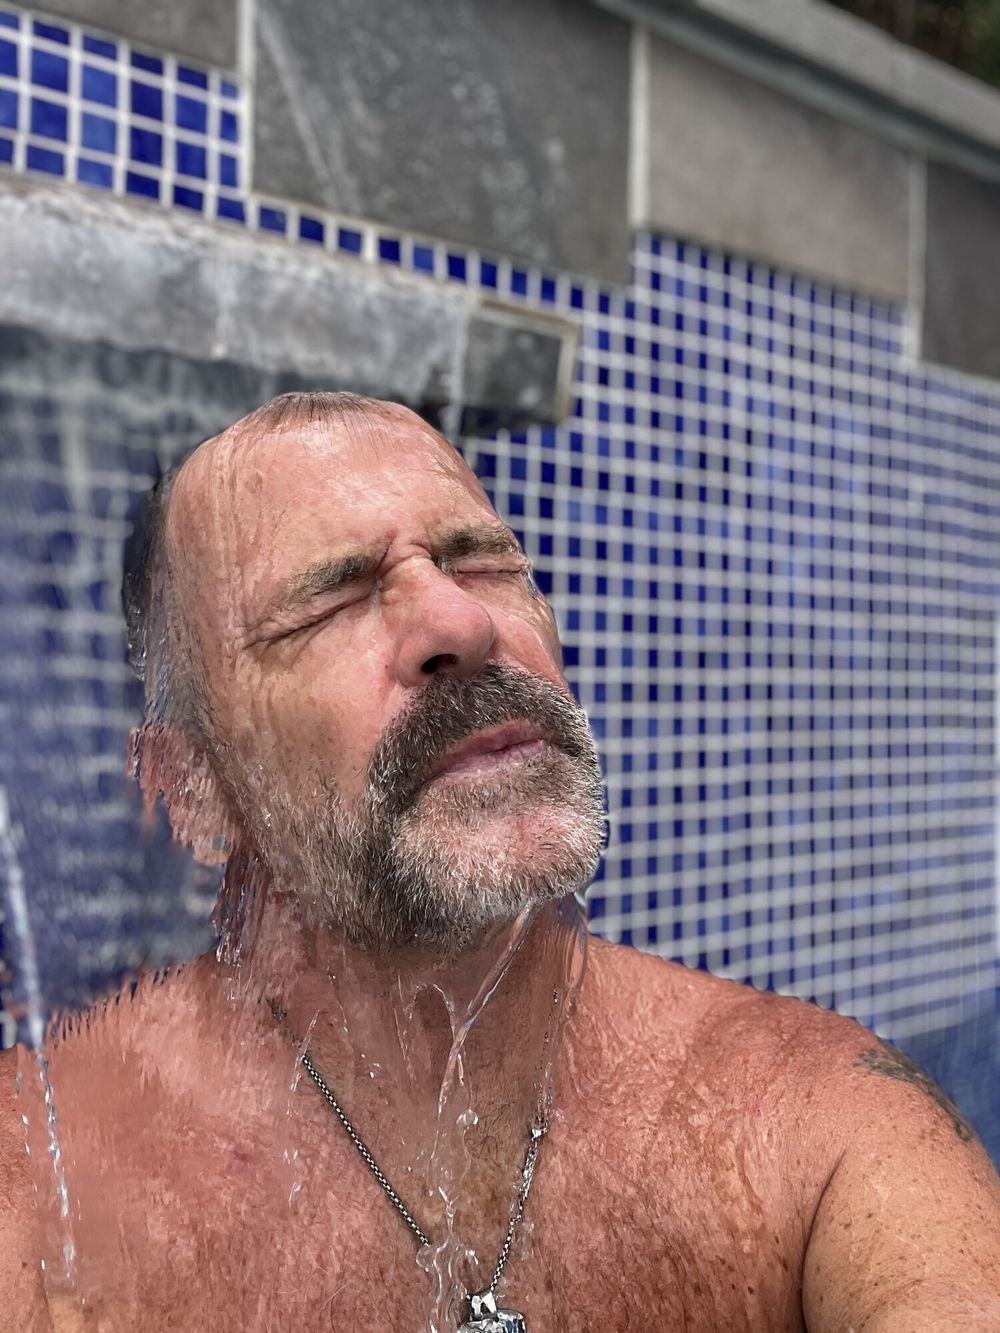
[432,738,547,782]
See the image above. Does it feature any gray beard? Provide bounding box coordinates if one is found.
[222,664,606,954]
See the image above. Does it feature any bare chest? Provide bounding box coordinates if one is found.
[40,1094,808,1333]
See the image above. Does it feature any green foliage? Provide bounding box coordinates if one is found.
[824,0,1000,89]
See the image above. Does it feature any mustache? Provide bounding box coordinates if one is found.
[366,662,592,819]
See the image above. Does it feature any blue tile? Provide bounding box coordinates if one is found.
[480,258,498,288]
[338,225,362,253]
[300,214,324,243]
[378,235,401,263]
[0,38,16,77]
[131,80,163,120]
[125,169,159,199]
[173,183,203,211]
[0,87,16,129]
[31,48,68,92]
[130,125,162,166]
[77,157,113,188]
[0,135,12,163]
[570,285,584,310]
[82,35,116,59]
[217,195,245,223]
[220,78,238,99]
[259,205,287,233]
[219,108,238,142]
[82,65,116,106]
[510,268,528,297]
[26,142,63,174]
[81,112,115,153]
[33,20,68,44]
[446,252,467,281]
[175,93,207,133]
[131,50,163,75]
[412,243,434,273]
[540,275,557,303]
[177,65,208,89]
[0,11,18,29]
[219,152,238,187]
[175,139,206,177]
[30,97,67,142]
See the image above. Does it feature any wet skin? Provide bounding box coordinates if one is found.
[2,404,1000,1329]
[4,942,1000,1331]
[166,405,572,833]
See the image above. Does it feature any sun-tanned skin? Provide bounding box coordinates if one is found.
[1,399,999,1332]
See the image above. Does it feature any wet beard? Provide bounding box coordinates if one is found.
[232,665,606,954]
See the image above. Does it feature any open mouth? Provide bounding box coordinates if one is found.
[431,737,547,782]
[425,721,548,785]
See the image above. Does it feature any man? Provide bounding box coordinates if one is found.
[1,390,998,1332]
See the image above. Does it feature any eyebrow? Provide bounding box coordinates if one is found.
[252,521,524,630]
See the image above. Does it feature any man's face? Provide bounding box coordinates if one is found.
[166,404,604,952]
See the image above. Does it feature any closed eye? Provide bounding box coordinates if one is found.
[271,594,367,641]
[261,561,535,649]
[447,560,533,577]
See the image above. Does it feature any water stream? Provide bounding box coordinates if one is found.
[0,328,604,1329]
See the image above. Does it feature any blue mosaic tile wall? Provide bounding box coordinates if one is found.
[0,5,998,1051]
[0,6,246,211]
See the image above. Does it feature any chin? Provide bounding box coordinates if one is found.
[398,790,604,910]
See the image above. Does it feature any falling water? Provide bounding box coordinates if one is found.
[417,895,588,1331]
[0,785,75,1283]
[0,110,589,1326]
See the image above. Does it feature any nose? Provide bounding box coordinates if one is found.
[391,565,499,685]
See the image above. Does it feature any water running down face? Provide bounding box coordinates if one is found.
[161,396,606,954]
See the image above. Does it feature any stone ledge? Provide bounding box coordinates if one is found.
[0,179,577,425]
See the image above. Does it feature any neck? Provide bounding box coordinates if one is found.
[237,887,587,1215]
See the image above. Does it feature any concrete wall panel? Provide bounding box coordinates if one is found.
[643,35,911,299]
[253,0,631,283]
[923,161,1000,381]
[32,0,237,68]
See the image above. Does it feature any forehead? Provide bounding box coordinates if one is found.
[166,408,498,623]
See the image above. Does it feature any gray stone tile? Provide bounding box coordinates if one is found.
[922,162,1000,381]
[459,305,576,431]
[254,0,631,283]
[625,0,1000,158]
[36,0,237,68]
[643,35,910,299]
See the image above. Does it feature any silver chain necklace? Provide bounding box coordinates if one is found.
[298,1042,549,1333]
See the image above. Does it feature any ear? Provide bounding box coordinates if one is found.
[127,722,238,866]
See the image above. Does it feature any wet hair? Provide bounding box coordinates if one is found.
[120,390,420,725]
[121,464,179,684]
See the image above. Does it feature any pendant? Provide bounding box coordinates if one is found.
[458,1289,527,1333]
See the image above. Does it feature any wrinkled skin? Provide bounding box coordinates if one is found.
[2,400,999,1332]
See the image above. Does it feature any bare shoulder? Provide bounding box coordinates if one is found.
[582,934,995,1163]
[583,931,861,1068]
[584,937,1000,1326]
[0,1045,50,1328]
[44,952,230,1075]
[797,1004,1000,1328]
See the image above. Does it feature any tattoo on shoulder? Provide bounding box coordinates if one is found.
[853,1037,976,1143]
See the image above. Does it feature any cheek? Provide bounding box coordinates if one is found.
[240,660,387,788]
[500,597,565,679]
